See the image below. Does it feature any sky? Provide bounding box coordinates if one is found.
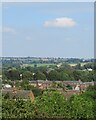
[2,2,94,58]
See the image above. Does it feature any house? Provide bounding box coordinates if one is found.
[29,80,95,92]
[2,87,35,102]
[29,80,52,89]
[63,81,81,90]
[63,80,95,92]
[84,81,94,86]
[74,84,80,91]
[38,80,52,89]
[29,80,37,87]
[79,83,87,92]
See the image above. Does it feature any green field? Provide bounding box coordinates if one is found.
[21,63,56,68]
[21,62,89,68]
[69,62,89,67]
[69,63,77,66]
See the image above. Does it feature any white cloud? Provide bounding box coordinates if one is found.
[44,17,76,28]
[0,27,16,34]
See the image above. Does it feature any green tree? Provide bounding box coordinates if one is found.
[35,71,46,80]
[73,71,82,80]
[2,97,35,119]
[69,95,94,119]
[47,70,60,81]
[59,72,71,80]
[5,69,20,80]
[34,90,68,118]
[22,71,33,80]
[75,63,82,70]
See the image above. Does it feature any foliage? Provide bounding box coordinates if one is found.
[2,97,35,119]
[4,69,20,80]
[22,71,33,80]
[69,95,94,119]
[47,70,60,81]
[34,90,68,118]
[2,89,96,119]
[2,60,96,82]
[35,71,46,80]
[86,85,96,91]
[32,87,43,97]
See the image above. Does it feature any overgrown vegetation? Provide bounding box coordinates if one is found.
[2,86,96,119]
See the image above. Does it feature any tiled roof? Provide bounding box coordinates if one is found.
[2,89,34,100]
[29,80,52,84]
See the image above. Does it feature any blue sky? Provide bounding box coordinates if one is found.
[2,2,94,58]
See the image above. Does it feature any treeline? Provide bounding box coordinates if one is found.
[2,86,96,119]
[2,57,94,65]
[2,63,96,82]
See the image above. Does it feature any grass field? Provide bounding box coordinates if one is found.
[21,62,89,68]
[69,63,77,66]
[69,62,89,67]
[21,63,56,68]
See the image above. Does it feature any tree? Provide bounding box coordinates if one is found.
[22,71,33,80]
[87,71,96,81]
[73,71,82,80]
[69,95,94,119]
[35,71,46,80]
[20,80,30,90]
[5,69,20,80]
[59,72,71,81]
[59,63,72,71]
[47,70,60,81]
[34,90,68,118]
[32,87,43,97]
[75,63,82,70]
[2,97,35,119]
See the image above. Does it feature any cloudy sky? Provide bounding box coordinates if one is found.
[2,2,94,58]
